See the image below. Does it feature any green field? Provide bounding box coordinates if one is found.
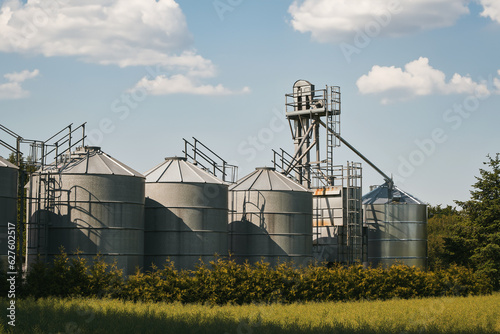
[1,293,499,334]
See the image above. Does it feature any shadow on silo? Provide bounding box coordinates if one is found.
[228,218,288,266]
[28,204,142,274]
[144,198,227,271]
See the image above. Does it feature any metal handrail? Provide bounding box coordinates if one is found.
[183,137,238,183]
[285,88,328,113]
[0,124,21,139]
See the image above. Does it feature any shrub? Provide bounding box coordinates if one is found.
[19,251,494,305]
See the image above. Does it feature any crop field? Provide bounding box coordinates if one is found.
[1,293,499,334]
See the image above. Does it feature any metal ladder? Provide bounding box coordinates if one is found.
[345,162,363,263]
[326,86,341,183]
[33,169,62,259]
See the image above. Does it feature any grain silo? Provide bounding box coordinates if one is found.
[26,146,145,276]
[229,167,313,266]
[144,157,228,271]
[363,182,427,268]
[0,156,18,269]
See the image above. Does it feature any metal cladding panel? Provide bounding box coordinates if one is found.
[145,160,175,182]
[364,203,427,268]
[51,149,143,177]
[231,190,312,214]
[312,189,347,263]
[386,204,427,222]
[145,207,228,232]
[362,182,425,205]
[144,158,224,184]
[367,240,428,259]
[315,195,343,211]
[48,202,144,229]
[0,157,18,169]
[367,221,427,240]
[0,158,18,266]
[230,212,312,235]
[144,229,227,254]
[60,174,145,204]
[144,223,227,255]
[26,168,145,276]
[248,171,273,190]
[364,204,385,222]
[230,168,309,192]
[156,160,183,182]
[146,183,227,209]
[228,218,311,266]
[47,228,143,254]
[0,157,18,197]
[313,195,344,226]
[229,187,313,266]
[144,181,229,271]
[313,226,343,263]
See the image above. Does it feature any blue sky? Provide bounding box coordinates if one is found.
[0,0,499,206]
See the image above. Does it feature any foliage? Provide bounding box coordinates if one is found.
[428,204,459,217]
[449,154,500,289]
[20,251,493,305]
[426,205,462,270]
[425,154,500,290]
[24,249,123,299]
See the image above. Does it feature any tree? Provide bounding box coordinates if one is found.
[447,154,500,289]
[426,205,461,270]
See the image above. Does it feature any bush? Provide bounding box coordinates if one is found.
[24,250,123,299]
[19,251,493,305]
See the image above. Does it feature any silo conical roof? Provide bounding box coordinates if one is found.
[0,156,18,169]
[362,181,424,204]
[230,167,308,192]
[144,157,224,184]
[43,147,143,177]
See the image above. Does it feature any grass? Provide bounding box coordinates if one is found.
[1,293,499,334]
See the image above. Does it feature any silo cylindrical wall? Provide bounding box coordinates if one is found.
[27,173,145,275]
[0,164,18,269]
[229,190,312,266]
[365,203,427,268]
[145,182,228,271]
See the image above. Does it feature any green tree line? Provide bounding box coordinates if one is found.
[427,154,500,289]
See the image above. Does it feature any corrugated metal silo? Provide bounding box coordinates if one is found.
[26,146,145,275]
[144,157,228,270]
[229,167,313,266]
[0,156,18,268]
[363,182,427,268]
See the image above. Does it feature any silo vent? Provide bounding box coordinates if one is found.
[255,167,275,171]
[85,146,101,152]
[164,157,187,161]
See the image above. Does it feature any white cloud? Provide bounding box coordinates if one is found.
[288,0,470,43]
[494,70,500,94]
[130,74,251,96]
[356,57,491,103]
[479,0,500,23]
[0,0,196,67]
[4,68,39,82]
[0,69,39,99]
[0,0,248,96]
